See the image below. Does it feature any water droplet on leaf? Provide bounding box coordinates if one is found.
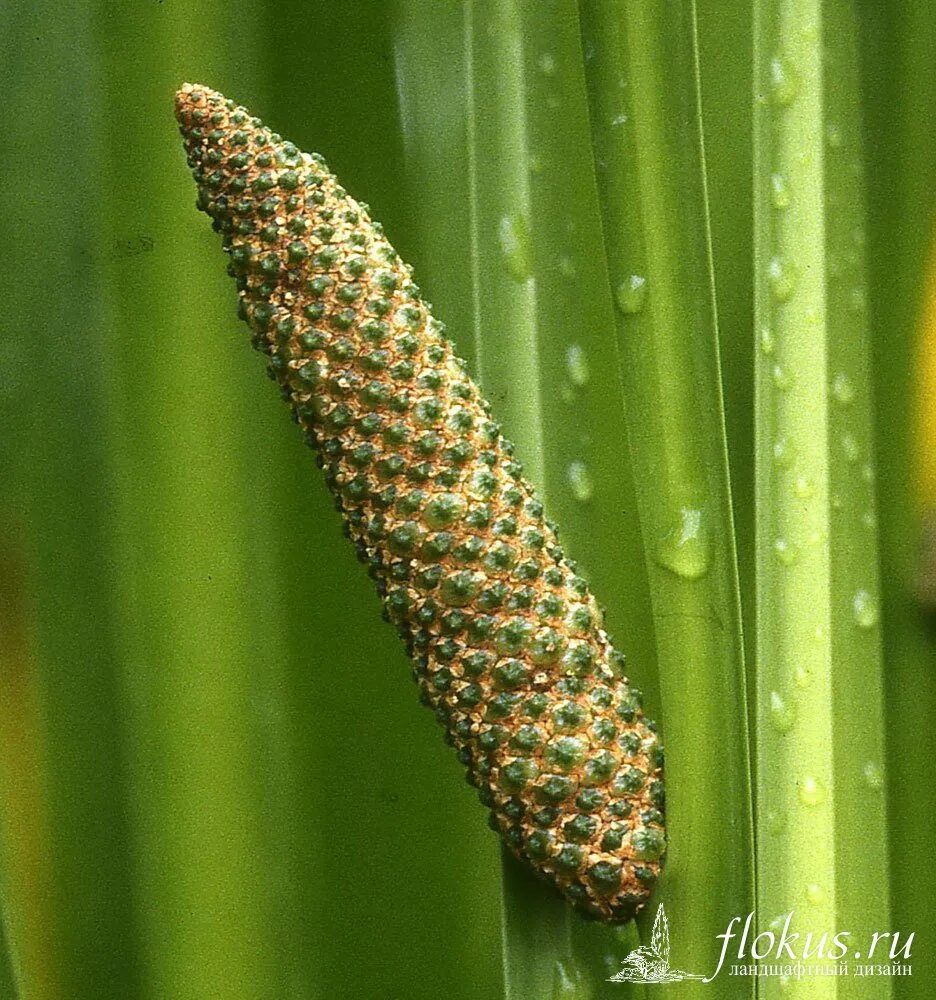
[841,433,860,463]
[770,173,791,209]
[852,589,879,629]
[773,437,796,468]
[557,255,576,279]
[773,537,799,566]
[863,761,884,790]
[538,52,557,76]
[849,286,867,313]
[794,476,815,499]
[551,957,589,998]
[499,213,533,282]
[772,364,793,390]
[794,665,813,688]
[799,775,826,807]
[760,325,776,355]
[615,274,648,314]
[831,372,855,405]
[769,690,796,732]
[806,883,826,905]
[656,506,712,580]
[769,256,797,302]
[567,461,593,503]
[565,344,589,387]
[769,56,800,107]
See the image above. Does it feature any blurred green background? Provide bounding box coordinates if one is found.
[0,2,933,998]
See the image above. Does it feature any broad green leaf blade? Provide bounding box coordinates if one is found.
[859,4,936,994]
[395,1,658,996]
[753,2,891,997]
[0,5,140,996]
[580,3,754,997]
[93,4,291,996]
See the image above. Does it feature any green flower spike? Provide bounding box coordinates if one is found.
[174,83,665,924]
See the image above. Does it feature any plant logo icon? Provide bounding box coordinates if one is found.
[608,904,706,984]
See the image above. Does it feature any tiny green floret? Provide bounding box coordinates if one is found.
[174,83,665,924]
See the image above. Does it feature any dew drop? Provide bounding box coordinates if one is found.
[798,775,826,807]
[557,255,576,279]
[766,808,786,834]
[794,475,815,499]
[551,957,588,999]
[773,537,799,566]
[769,56,800,107]
[831,372,855,405]
[760,325,776,355]
[567,461,593,503]
[841,433,860,463]
[863,761,884,790]
[565,343,589,387]
[769,690,796,733]
[773,437,796,469]
[615,274,648,314]
[852,589,879,629]
[772,364,793,390]
[769,256,797,302]
[499,213,533,282]
[656,506,712,580]
[806,883,826,905]
[770,172,791,209]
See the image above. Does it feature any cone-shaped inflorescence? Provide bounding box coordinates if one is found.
[174,84,664,923]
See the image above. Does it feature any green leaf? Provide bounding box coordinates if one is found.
[860,3,936,993]
[0,5,139,996]
[753,2,891,996]
[580,2,755,996]
[93,5,289,996]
